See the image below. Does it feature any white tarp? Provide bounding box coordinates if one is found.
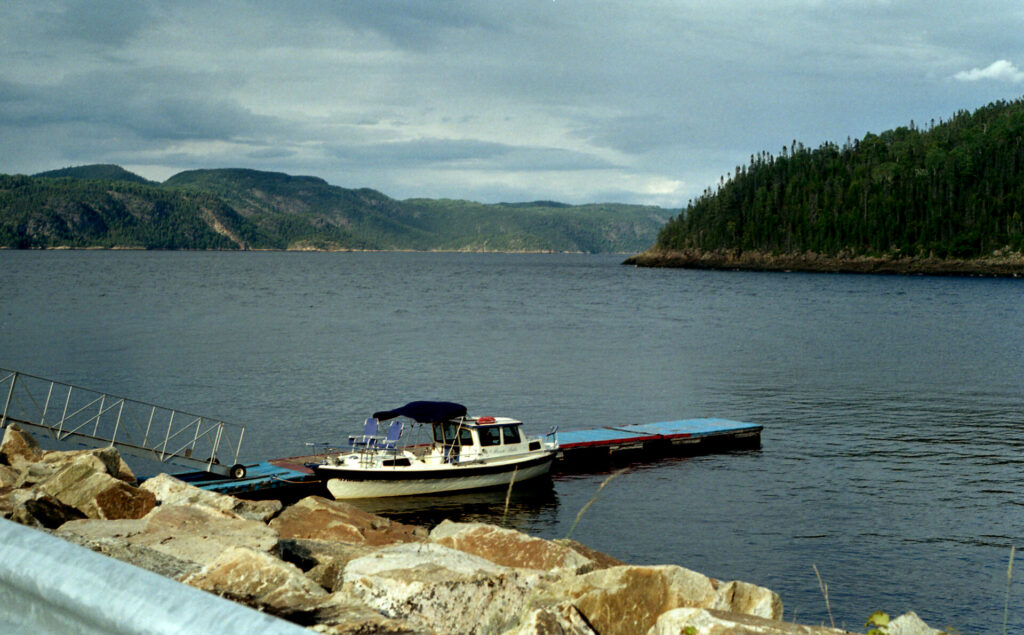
[0,518,306,634]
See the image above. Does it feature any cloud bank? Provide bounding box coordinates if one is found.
[3,1,1024,207]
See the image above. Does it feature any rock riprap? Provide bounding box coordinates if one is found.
[1,424,942,634]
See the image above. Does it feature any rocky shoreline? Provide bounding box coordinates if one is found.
[624,248,1024,277]
[1,424,940,634]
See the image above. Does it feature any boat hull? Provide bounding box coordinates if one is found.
[316,452,554,499]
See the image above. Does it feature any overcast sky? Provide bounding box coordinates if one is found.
[3,1,1024,208]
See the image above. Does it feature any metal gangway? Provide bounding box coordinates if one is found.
[0,368,247,479]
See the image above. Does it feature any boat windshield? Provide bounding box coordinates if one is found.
[433,421,474,446]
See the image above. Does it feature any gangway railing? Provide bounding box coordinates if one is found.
[0,368,247,479]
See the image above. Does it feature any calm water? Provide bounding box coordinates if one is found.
[2,250,1022,632]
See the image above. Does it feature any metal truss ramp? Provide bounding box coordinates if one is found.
[0,368,246,478]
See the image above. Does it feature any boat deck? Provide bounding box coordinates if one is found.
[171,417,762,496]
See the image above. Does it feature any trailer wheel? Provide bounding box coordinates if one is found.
[230,464,247,479]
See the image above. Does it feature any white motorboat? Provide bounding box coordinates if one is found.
[310,401,558,499]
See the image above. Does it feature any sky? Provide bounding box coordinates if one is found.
[3,1,1024,209]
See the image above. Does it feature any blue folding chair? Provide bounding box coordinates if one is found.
[380,420,403,451]
[349,417,379,448]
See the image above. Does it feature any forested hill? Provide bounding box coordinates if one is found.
[636,97,1024,274]
[0,167,670,252]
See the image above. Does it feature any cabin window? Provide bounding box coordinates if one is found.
[480,426,501,447]
[459,427,474,446]
[502,425,521,445]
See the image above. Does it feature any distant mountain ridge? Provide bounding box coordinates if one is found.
[0,166,670,252]
[35,164,157,185]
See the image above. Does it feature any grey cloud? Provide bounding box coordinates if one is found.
[328,137,614,172]
[43,0,156,48]
[0,70,280,143]
[320,1,506,49]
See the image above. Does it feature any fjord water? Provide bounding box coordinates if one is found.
[2,250,1021,631]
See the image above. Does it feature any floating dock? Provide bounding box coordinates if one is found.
[554,418,762,467]
[172,418,762,497]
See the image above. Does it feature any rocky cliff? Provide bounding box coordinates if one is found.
[0,424,940,634]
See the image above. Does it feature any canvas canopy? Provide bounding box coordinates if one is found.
[372,401,467,423]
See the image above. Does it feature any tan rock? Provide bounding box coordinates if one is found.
[56,503,279,578]
[549,565,718,635]
[182,546,327,617]
[0,464,17,488]
[552,537,625,571]
[0,488,12,520]
[140,473,281,522]
[270,495,425,545]
[14,461,59,488]
[39,453,155,520]
[0,423,42,468]
[541,564,782,635]
[278,538,376,591]
[9,490,86,529]
[303,593,428,634]
[714,579,784,620]
[430,520,597,573]
[340,541,542,634]
[504,602,598,635]
[648,607,853,634]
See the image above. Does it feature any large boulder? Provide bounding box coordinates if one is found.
[303,594,428,634]
[715,579,785,621]
[278,538,376,592]
[0,424,42,469]
[430,520,600,574]
[505,603,598,635]
[56,503,280,579]
[181,546,327,617]
[553,537,625,571]
[8,489,86,529]
[538,564,783,635]
[269,495,425,545]
[649,607,853,634]
[887,611,944,635]
[0,464,18,489]
[140,473,282,522]
[37,452,155,520]
[340,541,543,634]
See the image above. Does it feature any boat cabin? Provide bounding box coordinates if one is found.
[431,416,542,462]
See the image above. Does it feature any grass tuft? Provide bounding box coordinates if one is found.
[812,563,835,629]
[565,468,627,540]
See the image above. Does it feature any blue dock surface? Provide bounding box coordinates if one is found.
[555,418,761,463]
[172,460,319,496]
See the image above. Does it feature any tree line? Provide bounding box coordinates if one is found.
[657,97,1024,258]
